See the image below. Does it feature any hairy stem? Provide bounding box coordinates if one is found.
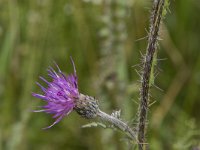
[97,110,138,142]
[137,0,165,149]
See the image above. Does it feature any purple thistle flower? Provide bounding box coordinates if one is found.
[32,57,79,129]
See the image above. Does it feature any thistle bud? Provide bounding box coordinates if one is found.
[75,94,99,119]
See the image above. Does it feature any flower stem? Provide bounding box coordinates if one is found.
[137,0,165,150]
[97,110,138,142]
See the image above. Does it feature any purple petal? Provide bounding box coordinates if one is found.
[32,93,48,101]
[33,109,46,112]
[42,115,64,129]
[53,61,62,73]
[39,76,50,85]
[36,82,46,93]
[70,56,77,76]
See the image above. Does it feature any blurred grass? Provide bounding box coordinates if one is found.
[0,0,200,150]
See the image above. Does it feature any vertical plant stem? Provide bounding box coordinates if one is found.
[137,0,165,149]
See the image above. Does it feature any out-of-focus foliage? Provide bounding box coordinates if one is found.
[0,0,199,150]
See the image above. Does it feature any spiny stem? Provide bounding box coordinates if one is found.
[97,110,138,143]
[137,0,165,150]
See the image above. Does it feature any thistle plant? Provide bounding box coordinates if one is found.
[32,57,137,142]
[32,0,167,149]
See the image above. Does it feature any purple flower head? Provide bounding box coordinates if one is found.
[32,57,79,129]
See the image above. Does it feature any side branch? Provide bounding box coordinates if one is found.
[97,110,138,142]
[137,0,165,149]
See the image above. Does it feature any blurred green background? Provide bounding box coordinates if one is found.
[0,0,200,150]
